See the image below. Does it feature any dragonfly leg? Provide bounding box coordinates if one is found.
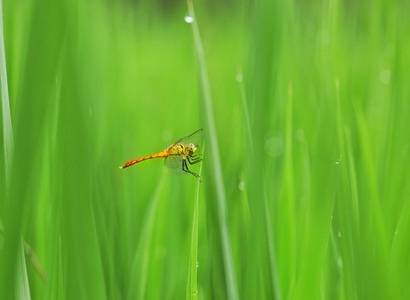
[187,154,203,165]
[182,159,200,178]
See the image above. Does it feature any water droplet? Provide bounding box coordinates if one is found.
[265,136,283,157]
[380,69,391,85]
[338,231,342,238]
[335,155,342,165]
[337,257,343,268]
[196,261,199,268]
[235,73,243,83]
[184,14,194,24]
[238,181,245,191]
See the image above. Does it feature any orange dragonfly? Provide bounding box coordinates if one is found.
[120,129,203,178]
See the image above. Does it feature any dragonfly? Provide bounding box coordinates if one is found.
[120,129,203,178]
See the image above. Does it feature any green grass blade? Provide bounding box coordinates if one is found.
[15,240,30,300]
[1,0,67,296]
[0,0,13,182]
[185,160,203,300]
[186,1,238,299]
[243,0,283,298]
[127,172,168,299]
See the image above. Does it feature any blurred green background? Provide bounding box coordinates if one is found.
[1,0,410,299]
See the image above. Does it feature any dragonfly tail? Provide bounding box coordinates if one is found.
[120,150,168,169]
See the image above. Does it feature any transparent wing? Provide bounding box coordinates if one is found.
[175,129,203,148]
[164,155,186,175]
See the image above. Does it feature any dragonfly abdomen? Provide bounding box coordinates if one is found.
[120,149,168,169]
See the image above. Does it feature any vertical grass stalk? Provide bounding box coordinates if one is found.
[186,1,238,299]
[0,0,14,185]
[186,159,203,299]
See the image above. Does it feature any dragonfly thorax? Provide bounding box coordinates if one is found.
[167,142,198,157]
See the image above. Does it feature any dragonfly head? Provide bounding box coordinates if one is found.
[186,143,198,156]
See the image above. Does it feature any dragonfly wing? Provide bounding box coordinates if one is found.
[175,129,203,147]
[164,155,186,175]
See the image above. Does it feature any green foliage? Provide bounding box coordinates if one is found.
[1,0,409,299]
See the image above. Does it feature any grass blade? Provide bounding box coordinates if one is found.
[185,161,203,300]
[186,1,238,299]
[0,0,13,181]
